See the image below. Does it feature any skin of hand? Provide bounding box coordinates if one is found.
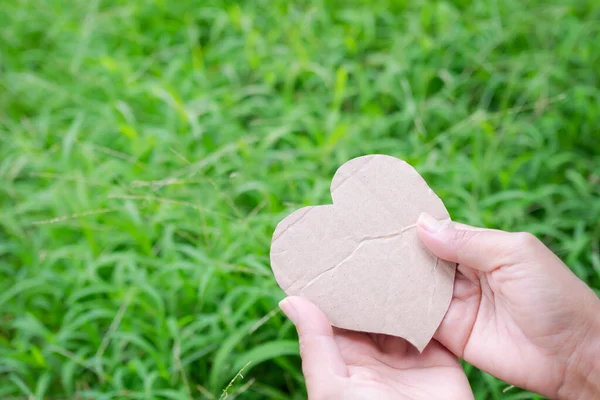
[279,296,474,400]
[416,213,600,399]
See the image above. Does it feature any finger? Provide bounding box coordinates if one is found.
[416,212,530,271]
[279,296,349,391]
[451,221,494,232]
[433,272,481,357]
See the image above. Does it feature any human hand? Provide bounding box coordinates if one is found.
[417,213,600,399]
[279,296,473,400]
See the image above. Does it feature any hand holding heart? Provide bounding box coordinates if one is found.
[280,216,600,400]
[272,156,600,399]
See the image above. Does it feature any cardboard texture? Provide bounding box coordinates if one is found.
[270,155,456,351]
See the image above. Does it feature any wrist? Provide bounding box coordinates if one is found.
[558,299,600,400]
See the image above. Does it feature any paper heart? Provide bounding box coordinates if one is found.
[270,155,456,351]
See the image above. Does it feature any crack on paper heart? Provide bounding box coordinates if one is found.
[270,249,289,254]
[295,235,400,293]
[285,224,418,293]
[272,207,314,244]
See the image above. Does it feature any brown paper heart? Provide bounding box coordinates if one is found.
[270,154,455,351]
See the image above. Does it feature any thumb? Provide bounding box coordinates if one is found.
[279,296,348,394]
[416,212,531,271]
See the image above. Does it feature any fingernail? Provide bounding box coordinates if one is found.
[418,212,448,233]
[279,298,298,324]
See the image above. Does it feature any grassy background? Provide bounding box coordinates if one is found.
[1,0,599,398]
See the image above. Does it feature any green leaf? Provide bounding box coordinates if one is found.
[232,340,299,372]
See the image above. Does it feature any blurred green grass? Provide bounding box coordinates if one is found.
[1,0,599,398]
